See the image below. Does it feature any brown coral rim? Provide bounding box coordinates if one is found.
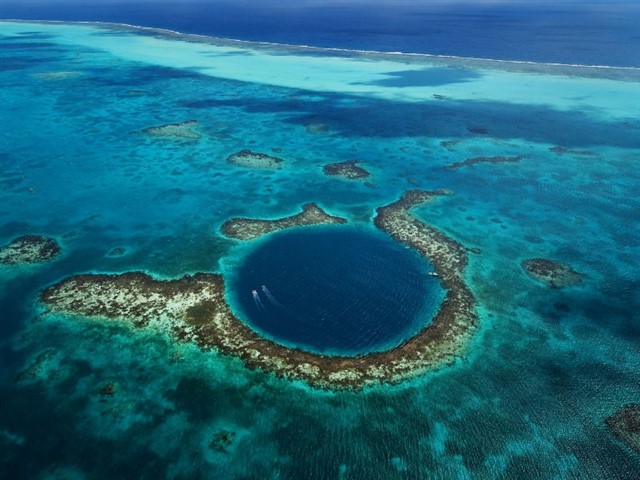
[40,190,478,389]
[0,235,61,265]
[322,160,371,179]
[445,155,524,171]
[221,203,347,241]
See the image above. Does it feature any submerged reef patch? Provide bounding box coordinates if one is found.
[606,405,640,453]
[40,190,477,389]
[549,146,597,157]
[522,258,585,288]
[210,430,237,453]
[226,149,283,169]
[221,203,347,241]
[14,349,57,383]
[440,139,463,150]
[106,246,127,258]
[141,120,201,139]
[33,71,82,80]
[322,160,371,179]
[98,382,117,397]
[445,155,524,171]
[304,122,330,134]
[0,235,61,264]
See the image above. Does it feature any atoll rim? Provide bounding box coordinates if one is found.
[222,203,347,241]
[0,235,62,265]
[39,191,478,389]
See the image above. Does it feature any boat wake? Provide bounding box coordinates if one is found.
[251,289,265,311]
[261,285,281,307]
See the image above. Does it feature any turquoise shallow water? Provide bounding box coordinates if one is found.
[0,21,639,479]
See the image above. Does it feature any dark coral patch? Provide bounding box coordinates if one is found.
[323,160,371,180]
[185,301,218,326]
[0,235,61,265]
[106,246,127,258]
[99,382,117,397]
[467,126,488,135]
[210,430,237,453]
[440,139,462,149]
[549,146,597,156]
[222,203,347,241]
[304,122,330,134]
[606,405,640,453]
[14,349,56,383]
[445,155,524,171]
[522,258,585,288]
[226,149,283,169]
[141,120,201,139]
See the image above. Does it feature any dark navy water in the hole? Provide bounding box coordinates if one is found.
[229,227,444,356]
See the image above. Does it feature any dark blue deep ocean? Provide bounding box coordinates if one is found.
[2,0,640,66]
[1,1,639,479]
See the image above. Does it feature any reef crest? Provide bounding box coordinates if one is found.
[141,120,201,139]
[226,150,283,169]
[40,191,478,389]
[522,258,585,288]
[0,235,61,264]
[323,160,371,179]
[221,203,347,241]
